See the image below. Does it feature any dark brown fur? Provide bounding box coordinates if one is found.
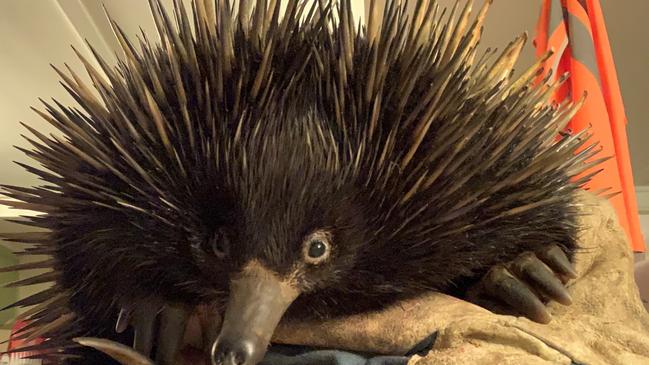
[0,0,599,362]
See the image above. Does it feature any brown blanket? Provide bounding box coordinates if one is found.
[272,191,649,365]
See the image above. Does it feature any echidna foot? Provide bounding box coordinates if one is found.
[466,243,577,324]
[112,300,191,364]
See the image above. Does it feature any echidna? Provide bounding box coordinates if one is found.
[1,0,600,364]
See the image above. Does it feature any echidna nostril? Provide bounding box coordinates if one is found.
[211,337,255,365]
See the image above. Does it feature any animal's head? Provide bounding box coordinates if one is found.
[164,106,404,364]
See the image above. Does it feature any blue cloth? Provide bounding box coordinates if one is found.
[261,349,408,365]
[260,331,587,365]
[260,332,439,365]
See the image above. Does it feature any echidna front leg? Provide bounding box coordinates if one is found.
[466,243,578,323]
[107,301,192,364]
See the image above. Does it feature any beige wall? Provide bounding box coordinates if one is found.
[600,1,649,185]
[0,0,98,188]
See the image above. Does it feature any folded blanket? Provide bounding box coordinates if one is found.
[271,191,649,365]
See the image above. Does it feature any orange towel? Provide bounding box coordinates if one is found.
[535,0,645,252]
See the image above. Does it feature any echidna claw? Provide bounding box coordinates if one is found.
[115,301,190,364]
[74,337,154,365]
[133,304,160,356]
[510,252,573,306]
[483,264,552,324]
[116,306,132,333]
[156,305,190,364]
[537,244,578,280]
[467,243,577,324]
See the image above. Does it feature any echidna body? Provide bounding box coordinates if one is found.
[1,0,597,364]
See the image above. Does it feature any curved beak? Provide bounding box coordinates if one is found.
[211,263,299,365]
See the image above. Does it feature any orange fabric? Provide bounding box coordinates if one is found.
[534,0,645,252]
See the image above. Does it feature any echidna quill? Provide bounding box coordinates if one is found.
[0,0,602,364]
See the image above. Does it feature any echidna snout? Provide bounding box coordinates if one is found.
[211,262,300,365]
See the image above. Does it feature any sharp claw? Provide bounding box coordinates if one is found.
[156,305,189,365]
[116,306,132,334]
[537,244,578,279]
[511,253,573,306]
[74,337,154,365]
[133,303,160,357]
[483,265,552,324]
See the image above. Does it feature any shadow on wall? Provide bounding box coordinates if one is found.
[636,258,649,311]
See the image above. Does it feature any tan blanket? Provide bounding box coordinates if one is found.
[272,191,649,365]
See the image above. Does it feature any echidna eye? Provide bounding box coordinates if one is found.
[302,231,332,265]
[308,240,327,258]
